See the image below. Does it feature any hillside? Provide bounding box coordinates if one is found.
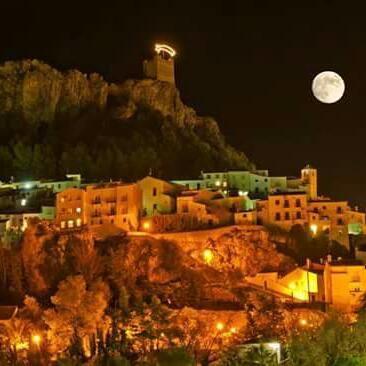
[0,60,254,181]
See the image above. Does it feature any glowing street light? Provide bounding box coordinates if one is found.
[31,334,41,347]
[216,322,224,331]
[143,221,150,230]
[310,224,318,236]
[203,248,214,264]
[299,318,308,326]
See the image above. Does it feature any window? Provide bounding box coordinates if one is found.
[121,207,128,214]
[182,204,189,213]
[123,217,127,223]
[215,174,220,179]
[275,200,280,206]
[153,187,157,196]
[285,212,290,220]
[295,199,301,208]
[60,221,66,229]
[67,208,72,214]
[296,212,301,219]
[58,184,61,189]
[255,187,259,194]
[60,197,65,203]
[76,207,81,213]
[337,207,343,214]
[314,207,319,213]
[121,194,128,201]
[153,203,158,210]
[67,220,74,228]
[111,219,114,224]
[206,174,211,179]
[76,218,82,227]
[337,218,344,225]
[275,213,281,221]
[197,183,201,189]
[284,200,289,208]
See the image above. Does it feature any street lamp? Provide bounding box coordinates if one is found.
[31,334,41,347]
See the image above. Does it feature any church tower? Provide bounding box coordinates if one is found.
[301,164,318,200]
[143,44,176,85]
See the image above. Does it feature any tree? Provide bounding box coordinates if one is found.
[43,275,111,357]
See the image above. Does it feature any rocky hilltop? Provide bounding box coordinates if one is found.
[0,60,253,181]
[16,221,293,310]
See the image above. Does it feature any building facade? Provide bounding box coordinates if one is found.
[56,183,141,231]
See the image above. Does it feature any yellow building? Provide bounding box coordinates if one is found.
[137,176,182,217]
[308,199,351,248]
[324,260,366,312]
[56,182,141,231]
[259,193,308,229]
[246,268,318,302]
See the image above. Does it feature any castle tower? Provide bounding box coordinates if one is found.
[143,43,176,84]
[301,164,318,200]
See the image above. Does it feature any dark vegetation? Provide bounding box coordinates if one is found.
[0,60,253,182]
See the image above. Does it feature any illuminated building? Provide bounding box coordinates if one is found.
[56,182,141,231]
[137,176,181,217]
[143,43,176,84]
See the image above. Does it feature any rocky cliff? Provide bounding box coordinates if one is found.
[0,60,253,181]
[19,221,293,309]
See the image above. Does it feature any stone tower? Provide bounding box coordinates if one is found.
[143,44,176,85]
[301,164,318,200]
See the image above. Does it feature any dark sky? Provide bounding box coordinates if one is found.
[0,1,365,206]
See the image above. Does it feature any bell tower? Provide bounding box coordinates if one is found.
[143,44,176,85]
[301,164,318,200]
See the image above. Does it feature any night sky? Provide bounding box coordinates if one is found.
[0,1,365,206]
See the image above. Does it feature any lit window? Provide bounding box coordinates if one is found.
[76,207,81,213]
[21,199,27,206]
[60,197,65,203]
[76,218,82,227]
[215,180,220,187]
[67,220,74,228]
[60,221,66,229]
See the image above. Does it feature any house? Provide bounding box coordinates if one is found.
[56,182,141,231]
[137,176,182,217]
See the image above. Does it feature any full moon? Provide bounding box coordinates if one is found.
[312,71,345,104]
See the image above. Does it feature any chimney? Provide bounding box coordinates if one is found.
[306,258,311,269]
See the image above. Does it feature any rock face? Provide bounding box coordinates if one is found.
[154,226,294,276]
[0,59,254,181]
[20,221,293,309]
[0,60,108,124]
[110,79,197,126]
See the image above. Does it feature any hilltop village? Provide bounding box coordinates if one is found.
[0,164,366,313]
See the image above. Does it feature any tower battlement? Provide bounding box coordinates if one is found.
[143,44,176,84]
